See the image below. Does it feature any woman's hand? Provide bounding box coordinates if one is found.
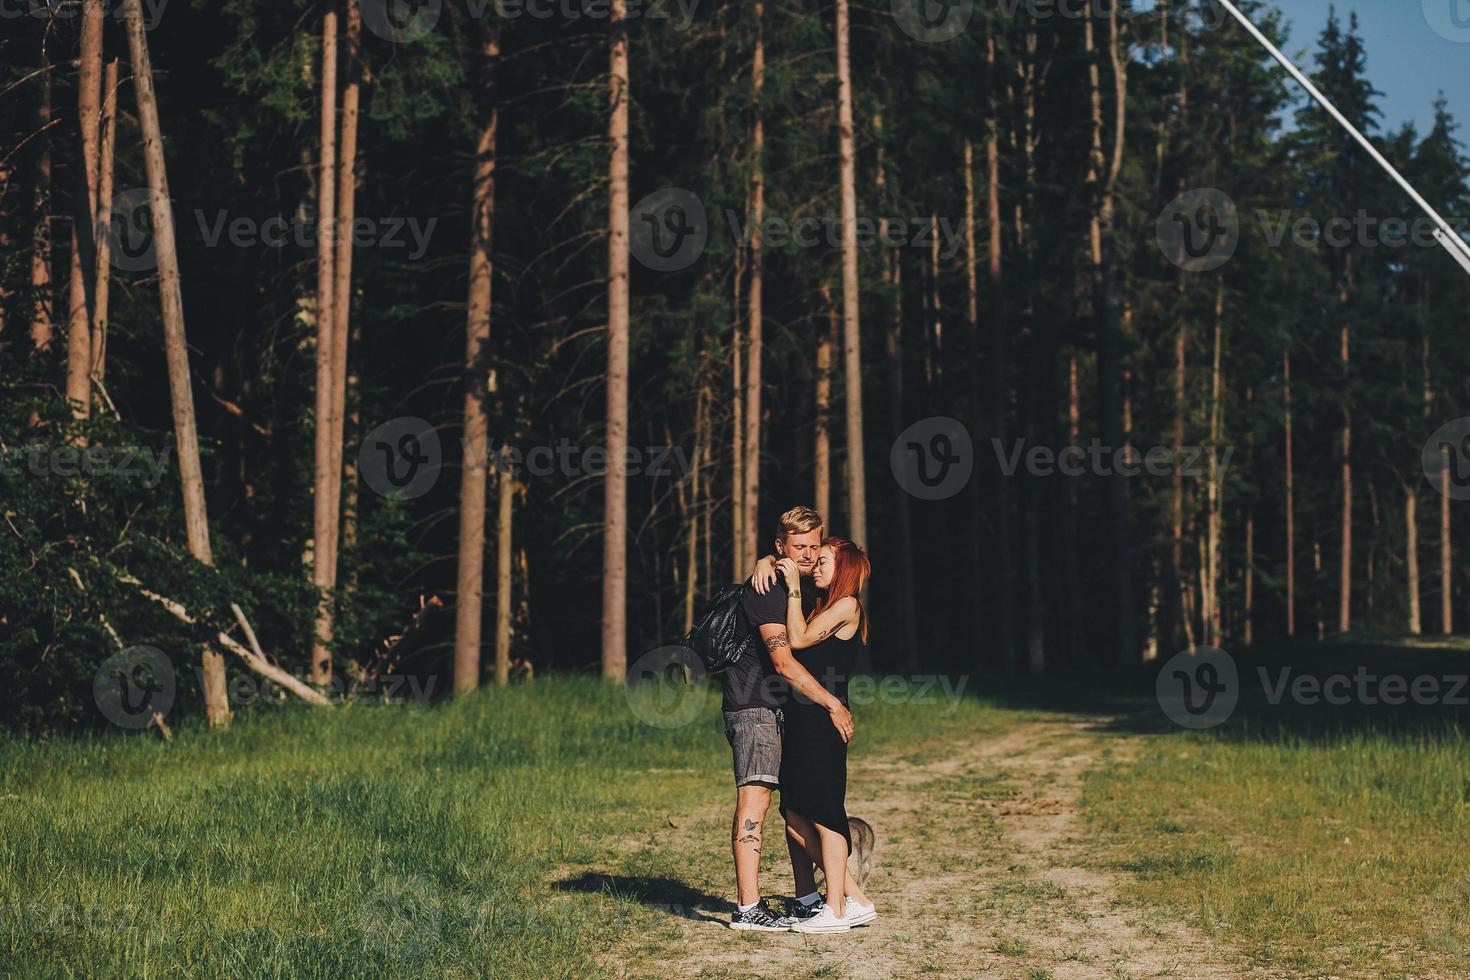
[775,556,801,591]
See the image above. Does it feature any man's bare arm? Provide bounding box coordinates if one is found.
[758,623,853,742]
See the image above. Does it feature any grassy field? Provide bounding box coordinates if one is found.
[5,661,1469,978]
[1081,645,1470,978]
[0,676,1008,979]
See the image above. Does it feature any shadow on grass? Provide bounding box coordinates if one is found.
[552,872,726,922]
[957,635,1470,743]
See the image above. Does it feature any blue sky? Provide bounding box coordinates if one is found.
[1253,0,1469,138]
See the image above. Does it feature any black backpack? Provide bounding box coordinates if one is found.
[685,583,758,674]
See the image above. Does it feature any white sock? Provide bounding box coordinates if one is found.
[797,891,820,907]
[737,900,758,913]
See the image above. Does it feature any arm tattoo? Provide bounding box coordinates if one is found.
[763,631,789,653]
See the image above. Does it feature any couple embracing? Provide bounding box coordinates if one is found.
[721,505,877,934]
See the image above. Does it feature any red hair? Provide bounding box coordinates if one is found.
[815,537,870,644]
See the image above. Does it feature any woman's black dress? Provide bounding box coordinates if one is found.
[779,630,860,856]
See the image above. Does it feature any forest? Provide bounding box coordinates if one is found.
[3,0,1469,732]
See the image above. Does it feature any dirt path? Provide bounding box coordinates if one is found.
[598,713,1279,979]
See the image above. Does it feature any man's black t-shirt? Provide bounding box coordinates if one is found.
[721,576,815,712]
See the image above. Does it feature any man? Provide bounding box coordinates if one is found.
[723,505,855,930]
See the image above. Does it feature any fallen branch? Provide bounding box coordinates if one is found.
[120,575,333,708]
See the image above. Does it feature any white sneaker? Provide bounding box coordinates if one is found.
[844,896,877,926]
[789,903,852,933]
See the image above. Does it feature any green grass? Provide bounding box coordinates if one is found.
[0,676,1005,978]
[1081,721,1470,977]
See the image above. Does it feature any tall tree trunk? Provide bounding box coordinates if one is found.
[682,384,707,633]
[1098,0,1135,661]
[602,0,631,679]
[1442,447,1452,634]
[1406,480,1421,634]
[91,57,118,384]
[453,34,499,694]
[1338,267,1353,634]
[1205,280,1224,646]
[66,0,105,417]
[327,0,362,574]
[928,212,942,380]
[1283,348,1295,636]
[963,140,985,654]
[730,246,744,581]
[986,33,1014,671]
[884,251,918,672]
[834,0,865,551]
[816,284,834,521]
[494,453,515,686]
[741,4,765,574]
[310,5,339,686]
[30,32,54,352]
[123,0,229,726]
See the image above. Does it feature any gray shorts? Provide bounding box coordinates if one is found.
[724,707,782,787]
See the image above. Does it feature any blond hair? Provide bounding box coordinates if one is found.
[777,505,824,540]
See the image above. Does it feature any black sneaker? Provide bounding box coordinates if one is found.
[784,897,822,922]
[729,898,791,931]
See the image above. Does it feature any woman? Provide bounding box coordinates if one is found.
[773,537,876,934]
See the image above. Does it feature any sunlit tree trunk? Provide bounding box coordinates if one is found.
[30,33,54,352]
[741,3,765,574]
[963,140,985,650]
[1205,280,1223,647]
[494,452,515,687]
[835,0,866,551]
[454,34,499,694]
[90,58,118,384]
[310,4,339,685]
[327,0,362,573]
[986,34,1014,671]
[124,0,230,726]
[66,0,104,418]
[601,0,630,679]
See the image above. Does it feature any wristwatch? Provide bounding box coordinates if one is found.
[788,589,802,600]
